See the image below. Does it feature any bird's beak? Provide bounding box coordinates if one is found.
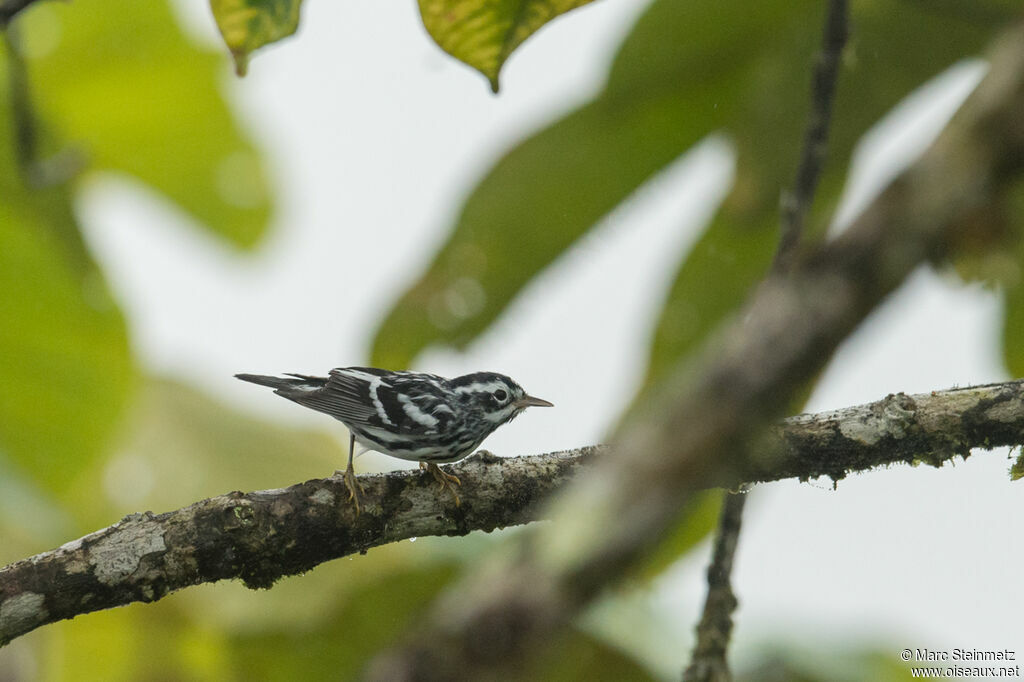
[517,395,553,409]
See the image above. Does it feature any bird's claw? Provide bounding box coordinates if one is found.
[425,462,462,507]
[341,465,365,515]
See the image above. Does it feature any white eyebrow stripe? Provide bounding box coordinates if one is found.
[399,394,439,427]
[453,381,505,394]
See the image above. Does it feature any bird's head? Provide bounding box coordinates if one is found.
[450,372,553,425]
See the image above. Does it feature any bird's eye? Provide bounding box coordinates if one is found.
[494,389,508,402]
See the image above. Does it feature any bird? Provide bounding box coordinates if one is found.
[235,367,553,513]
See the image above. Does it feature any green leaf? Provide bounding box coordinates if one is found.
[210,0,304,77]
[0,0,276,497]
[18,0,274,248]
[418,0,597,92]
[0,202,134,494]
[373,0,1012,384]
[371,89,711,368]
[0,81,135,494]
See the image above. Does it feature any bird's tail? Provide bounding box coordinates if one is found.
[235,373,326,392]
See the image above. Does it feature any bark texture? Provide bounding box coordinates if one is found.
[2,381,1023,647]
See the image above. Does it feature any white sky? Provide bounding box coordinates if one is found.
[76,0,1022,676]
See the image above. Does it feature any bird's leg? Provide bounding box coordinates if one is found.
[425,462,461,507]
[342,433,365,515]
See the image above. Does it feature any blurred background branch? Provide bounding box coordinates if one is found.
[365,22,1024,679]
[688,3,851,676]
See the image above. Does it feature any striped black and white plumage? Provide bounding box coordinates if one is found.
[236,367,552,463]
[236,367,552,512]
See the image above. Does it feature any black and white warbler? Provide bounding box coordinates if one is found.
[235,367,553,512]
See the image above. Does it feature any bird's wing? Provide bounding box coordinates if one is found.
[296,368,451,436]
[279,368,378,425]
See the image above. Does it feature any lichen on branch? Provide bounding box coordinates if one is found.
[3,380,1024,648]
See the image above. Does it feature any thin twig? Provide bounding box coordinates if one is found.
[774,0,849,272]
[3,17,87,188]
[0,0,41,26]
[2,24,38,180]
[683,490,747,682]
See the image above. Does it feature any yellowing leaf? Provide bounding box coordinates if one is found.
[419,0,596,91]
[210,0,304,76]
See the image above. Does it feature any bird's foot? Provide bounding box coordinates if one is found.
[424,462,461,507]
[339,464,365,515]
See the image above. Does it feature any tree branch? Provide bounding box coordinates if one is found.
[683,490,746,682]
[366,23,1024,680]
[774,0,849,272]
[0,448,593,647]
[3,380,1024,647]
